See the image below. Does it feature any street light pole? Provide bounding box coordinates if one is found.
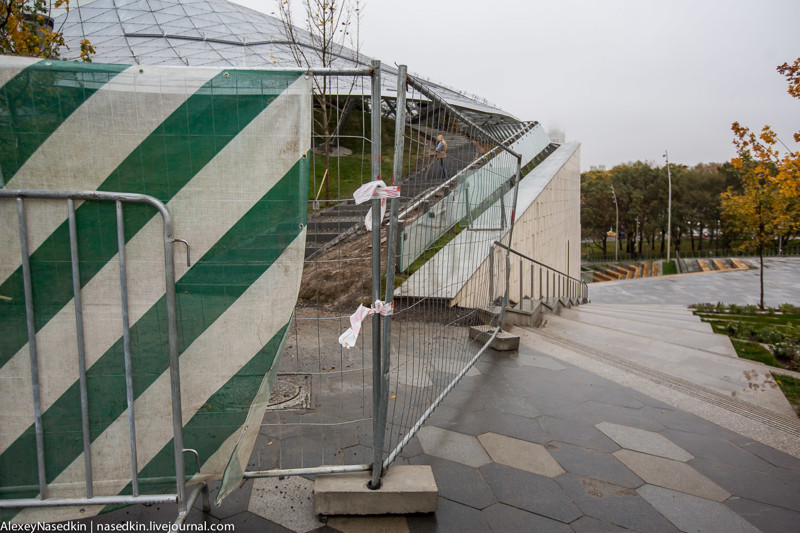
[610,184,619,262]
[664,150,672,262]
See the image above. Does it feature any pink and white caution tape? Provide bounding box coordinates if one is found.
[338,300,394,349]
[353,180,400,204]
[353,181,400,231]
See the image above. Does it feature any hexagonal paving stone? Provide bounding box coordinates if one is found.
[248,476,319,533]
[638,485,760,532]
[613,449,730,502]
[596,421,693,461]
[416,426,491,467]
[477,432,565,478]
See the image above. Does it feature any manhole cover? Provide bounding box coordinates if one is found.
[266,374,311,410]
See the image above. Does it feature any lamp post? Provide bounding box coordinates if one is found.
[610,184,619,262]
[663,150,672,262]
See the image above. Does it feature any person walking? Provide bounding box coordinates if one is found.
[435,134,448,179]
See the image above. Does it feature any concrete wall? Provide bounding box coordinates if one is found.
[452,143,581,307]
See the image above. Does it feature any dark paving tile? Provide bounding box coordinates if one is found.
[547,441,643,489]
[531,395,603,426]
[691,457,800,512]
[740,441,800,472]
[726,496,800,533]
[663,429,775,472]
[73,502,217,528]
[198,479,252,520]
[409,454,496,510]
[581,402,665,432]
[482,503,572,533]
[638,405,748,442]
[555,473,675,533]
[537,416,620,452]
[473,408,545,442]
[579,384,647,410]
[482,391,543,419]
[406,497,488,533]
[431,405,545,443]
[569,516,632,532]
[480,463,581,523]
[221,510,293,532]
[397,435,424,459]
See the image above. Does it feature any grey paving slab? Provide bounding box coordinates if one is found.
[409,454,496,510]
[221,512,294,532]
[583,402,667,432]
[569,516,631,533]
[662,428,776,472]
[559,305,737,356]
[198,479,253,520]
[517,352,567,370]
[477,432,565,477]
[588,257,800,307]
[546,441,644,489]
[576,304,713,329]
[726,496,800,533]
[416,426,491,467]
[555,473,677,533]
[540,312,796,417]
[406,498,487,533]
[326,516,409,533]
[637,485,761,533]
[481,503,573,533]
[739,440,800,472]
[613,449,730,502]
[480,463,581,523]
[248,476,319,533]
[538,415,620,452]
[532,395,608,426]
[596,422,693,461]
[579,385,648,410]
[690,457,800,512]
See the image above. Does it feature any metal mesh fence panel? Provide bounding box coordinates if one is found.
[379,73,522,466]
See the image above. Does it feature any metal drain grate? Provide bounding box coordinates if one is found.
[266,374,312,410]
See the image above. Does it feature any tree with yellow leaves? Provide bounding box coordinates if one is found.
[1,0,94,60]
[720,58,799,309]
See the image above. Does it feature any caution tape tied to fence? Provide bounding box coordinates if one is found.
[338,300,394,349]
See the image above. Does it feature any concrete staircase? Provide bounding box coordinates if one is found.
[304,128,479,258]
[591,262,660,282]
[528,303,797,420]
[482,292,588,330]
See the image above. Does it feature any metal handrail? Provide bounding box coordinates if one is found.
[493,241,582,285]
[491,241,588,305]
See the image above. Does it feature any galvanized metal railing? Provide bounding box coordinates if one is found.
[491,241,588,306]
[0,189,205,522]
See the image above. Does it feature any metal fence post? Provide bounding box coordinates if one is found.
[369,59,384,489]
[489,245,494,303]
[375,64,407,482]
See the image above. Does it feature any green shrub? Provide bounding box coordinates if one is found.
[780,303,800,314]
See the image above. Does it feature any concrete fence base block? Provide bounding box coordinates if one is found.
[469,325,520,351]
[314,465,438,516]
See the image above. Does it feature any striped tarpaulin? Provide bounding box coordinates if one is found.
[0,58,311,522]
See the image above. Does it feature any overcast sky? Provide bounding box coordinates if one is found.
[231,0,799,171]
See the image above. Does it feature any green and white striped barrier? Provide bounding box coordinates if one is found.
[0,57,310,522]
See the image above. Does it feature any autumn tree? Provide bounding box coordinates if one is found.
[720,57,800,309]
[1,0,94,60]
[275,0,362,206]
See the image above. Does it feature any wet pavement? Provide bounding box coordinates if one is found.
[76,257,800,532]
